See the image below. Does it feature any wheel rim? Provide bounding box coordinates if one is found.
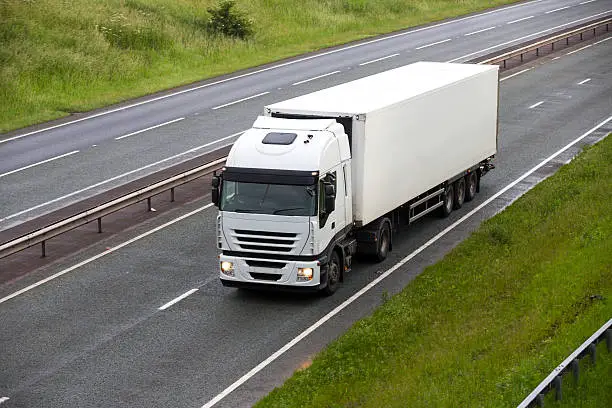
[468,174,476,197]
[445,187,453,212]
[457,180,465,205]
[379,229,389,258]
[328,259,339,287]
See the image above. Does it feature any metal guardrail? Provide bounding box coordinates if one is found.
[0,157,226,259]
[2,16,611,261]
[477,17,611,68]
[517,318,612,407]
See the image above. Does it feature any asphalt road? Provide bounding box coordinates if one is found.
[0,0,610,230]
[0,30,610,407]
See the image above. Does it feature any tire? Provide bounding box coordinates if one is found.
[465,172,477,202]
[322,251,341,296]
[375,222,391,262]
[453,177,465,210]
[440,184,454,218]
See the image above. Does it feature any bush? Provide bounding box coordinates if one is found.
[207,1,254,39]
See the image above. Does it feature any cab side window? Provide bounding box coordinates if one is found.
[319,171,336,227]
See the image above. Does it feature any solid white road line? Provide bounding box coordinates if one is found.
[546,6,570,14]
[0,205,213,305]
[0,150,79,179]
[292,71,341,86]
[578,78,592,85]
[0,131,242,223]
[529,101,545,109]
[159,289,199,311]
[415,38,451,50]
[115,117,185,140]
[447,10,612,63]
[499,68,531,82]
[579,0,597,5]
[507,15,535,24]
[594,36,612,45]
[0,397,9,404]
[464,26,496,36]
[212,92,270,110]
[0,0,551,144]
[200,116,612,408]
[359,54,400,66]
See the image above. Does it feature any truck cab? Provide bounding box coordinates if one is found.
[212,116,352,293]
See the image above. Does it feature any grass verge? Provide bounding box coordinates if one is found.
[0,0,523,133]
[255,134,612,408]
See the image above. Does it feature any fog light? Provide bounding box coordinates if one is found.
[221,261,234,276]
[297,267,313,281]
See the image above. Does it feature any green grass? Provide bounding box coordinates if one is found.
[0,0,523,133]
[255,134,612,408]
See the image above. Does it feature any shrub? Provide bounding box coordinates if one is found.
[207,1,254,39]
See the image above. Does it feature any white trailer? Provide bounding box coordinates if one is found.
[212,61,499,295]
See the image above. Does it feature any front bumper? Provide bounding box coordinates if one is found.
[218,254,327,291]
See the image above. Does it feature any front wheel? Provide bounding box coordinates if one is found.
[321,251,341,296]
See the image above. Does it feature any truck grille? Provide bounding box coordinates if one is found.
[232,229,298,253]
[245,260,287,269]
[250,272,282,281]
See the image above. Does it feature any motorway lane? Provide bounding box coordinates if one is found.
[0,38,611,407]
[1,0,610,229]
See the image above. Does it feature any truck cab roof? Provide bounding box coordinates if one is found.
[225,116,349,175]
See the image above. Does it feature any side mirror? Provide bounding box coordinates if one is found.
[324,184,336,213]
[211,175,220,207]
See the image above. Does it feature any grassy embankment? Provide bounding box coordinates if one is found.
[0,0,524,133]
[255,134,612,407]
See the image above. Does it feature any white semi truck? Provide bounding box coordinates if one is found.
[211,61,499,295]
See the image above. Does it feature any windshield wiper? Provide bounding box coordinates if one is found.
[233,208,259,213]
[273,207,306,215]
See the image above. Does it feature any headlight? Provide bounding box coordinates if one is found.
[221,261,234,276]
[297,267,313,281]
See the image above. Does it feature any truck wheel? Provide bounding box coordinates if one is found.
[453,178,465,210]
[465,173,477,202]
[440,184,454,217]
[376,222,391,262]
[322,251,341,296]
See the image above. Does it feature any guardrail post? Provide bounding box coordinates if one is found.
[520,53,524,62]
[551,41,555,51]
[535,393,545,407]
[171,187,175,203]
[41,241,46,258]
[606,329,611,352]
[503,59,506,69]
[536,47,539,57]
[97,217,102,233]
[147,197,152,212]
[570,358,579,383]
[588,342,597,364]
[566,37,569,46]
[553,375,562,401]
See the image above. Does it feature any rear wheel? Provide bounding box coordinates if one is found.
[322,251,340,296]
[465,172,477,202]
[376,222,391,262]
[440,184,454,217]
[453,177,465,210]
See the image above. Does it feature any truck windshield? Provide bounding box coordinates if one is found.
[220,181,317,216]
